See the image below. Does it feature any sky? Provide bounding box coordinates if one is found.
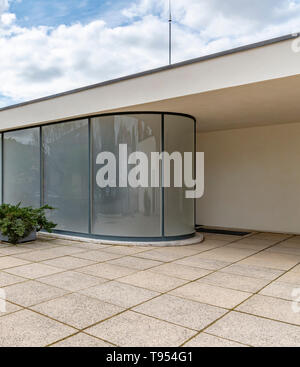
[0,0,300,108]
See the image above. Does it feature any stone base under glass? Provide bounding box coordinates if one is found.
[39,232,204,247]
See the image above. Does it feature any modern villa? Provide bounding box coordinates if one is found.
[0,33,300,243]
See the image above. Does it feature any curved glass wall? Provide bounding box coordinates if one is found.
[1,112,196,241]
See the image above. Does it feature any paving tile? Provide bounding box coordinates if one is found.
[80,281,158,308]
[107,256,162,270]
[2,280,67,307]
[291,265,300,273]
[119,270,187,292]
[15,246,85,262]
[77,263,137,280]
[267,240,300,251]
[0,243,13,249]
[259,281,300,301]
[0,272,25,287]
[0,301,22,317]
[284,236,300,244]
[48,239,87,246]
[0,246,35,256]
[226,238,274,250]
[175,255,231,270]
[199,271,270,293]
[72,250,123,262]
[41,256,96,270]
[183,239,229,251]
[86,310,196,347]
[183,333,247,347]
[134,294,227,330]
[162,246,202,256]
[0,257,30,270]
[237,294,300,326]
[222,264,284,280]
[18,242,60,250]
[35,235,57,242]
[170,282,251,309]
[150,263,211,281]
[134,248,194,262]
[39,271,107,292]
[250,233,291,241]
[275,241,300,249]
[195,247,258,262]
[31,293,124,329]
[0,309,75,347]
[206,311,300,347]
[5,263,63,279]
[239,252,300,271]
[103,246,149,255]
[277,271,300,284]
[200,233,242,242]
[52,333,113,347]
[59,241,111,250]
[266,246,300,256]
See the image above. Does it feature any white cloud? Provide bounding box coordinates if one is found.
[1,12,15,25]
[1,0,300,107]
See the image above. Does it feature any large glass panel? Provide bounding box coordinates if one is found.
[92,114,161,237]
[164,115,195,236]
[43,120,89,233]
[3,128,40,207]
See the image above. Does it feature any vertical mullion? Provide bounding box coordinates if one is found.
[88,118,92,234]
[161,113,165,237]
[40,126,44,207]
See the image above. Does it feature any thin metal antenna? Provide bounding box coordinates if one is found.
[168,0,172,65]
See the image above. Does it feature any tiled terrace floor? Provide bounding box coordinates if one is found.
[0,231,300,347]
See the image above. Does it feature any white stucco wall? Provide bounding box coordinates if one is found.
[196,122,300,234]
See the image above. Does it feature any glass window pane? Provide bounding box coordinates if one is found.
[43,120,89,233]
[164,115,195,236]
[3,128,40,207]
[92,114,161,237]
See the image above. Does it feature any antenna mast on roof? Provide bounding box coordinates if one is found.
[168,0,172,65]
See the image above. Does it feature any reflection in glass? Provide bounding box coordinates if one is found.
[92,114,161,237]
[43,120,89,233]
[1,113,195,240]
[3,128,40,207]
[164,115,195,236]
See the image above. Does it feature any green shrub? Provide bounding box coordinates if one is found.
[0,203,57,244]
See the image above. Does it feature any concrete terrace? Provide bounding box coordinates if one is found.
[0,232,300,347]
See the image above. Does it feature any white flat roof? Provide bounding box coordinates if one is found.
[1,33,300,132]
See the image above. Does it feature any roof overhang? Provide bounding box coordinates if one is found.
[1,33,300,132]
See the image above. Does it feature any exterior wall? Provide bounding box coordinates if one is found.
[196,122,300,234]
